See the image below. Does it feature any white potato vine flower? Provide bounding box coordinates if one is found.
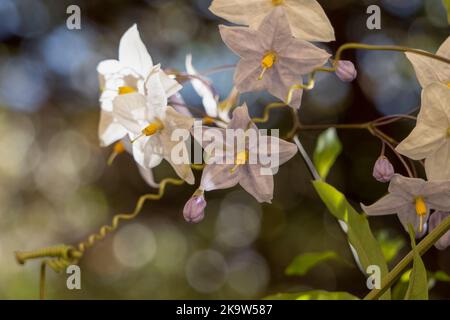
[405,36,450,89]
[219,7,330,109]
[209,0,335,42]
[361,174,450,236]
[396,83,450,181]
[97,24,181,147]
[112,69,195,184]
[193,104,297,203]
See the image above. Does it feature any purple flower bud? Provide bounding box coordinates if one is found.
[373,156,394,183]
[335,60,357,82]
[183,191,207,223]
[429,211,450,250]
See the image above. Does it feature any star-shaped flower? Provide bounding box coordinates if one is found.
[361,174,450,235]
[219,7,330,109]
[113,70,195,184]
[97,24,181,147]
[396,83,450,181]
[209,0,335,42]
[405,36,449,88]
[193,104,297,203]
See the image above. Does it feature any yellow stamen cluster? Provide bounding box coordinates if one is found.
[415,196,427,233]
[113,141,126,154]
[230,150,248,173]
[142,120,164,136]
[118,86,136,95]
[447,82,450,88]
[258,52,277,80]
[272,0,284,5]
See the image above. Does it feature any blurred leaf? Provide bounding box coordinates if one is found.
[312,180,391,299]
[443,0,450,23]
[264,291,359,300]
[404,226,428,300]
[285,251,339,276]
[313,128,342,179]
[432,271,450,282]
[376,230,405,263]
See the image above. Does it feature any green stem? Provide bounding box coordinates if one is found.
[321,43,450,72]
[364,214,450,300]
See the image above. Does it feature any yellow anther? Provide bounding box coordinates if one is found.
[262,52,276,69]
[230,150,248,173]
[415,196,427,233]
[118,86,137,95]
[258,52,277,80]
[202,116,215,125]
[113,141,126,154]
[107,141,126,166]
[447,82,450,88]
[415,196,427,217]
[272,0,284,5]
[142,120,164,136]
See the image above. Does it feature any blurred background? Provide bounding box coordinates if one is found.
[0,0,449,299]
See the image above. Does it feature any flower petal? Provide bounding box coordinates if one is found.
[137,165,159,188]
[278,40,331,74]
[425,143,450,181]
[267,65,303,108]
[118,24,153,77]
[361,193,409,216]
[228,104,252,130]
[256,7,292,50]
[429,211,450,250]
[113,92,148,134]
[185,54,218,117]
[98,110,127,147]
[200,164,241,191]
[209,0,271,26]
[234,59,266,94]
[283,0,335,42]
[388,174,426,198]
[239,164,274,203]
[219,25,263,59]
[396,84,449,160]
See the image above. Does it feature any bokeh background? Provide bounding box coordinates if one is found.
[0,0,449,299]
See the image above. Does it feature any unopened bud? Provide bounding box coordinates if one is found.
[429,211,450,250]
[183,190,206,223]
[335,60,357,82]
[373,156,394,183]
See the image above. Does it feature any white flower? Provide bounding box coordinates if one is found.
[97,24,181,147]
[396,83,450,181]
[406,36,450,88]
[209,0,335,42]
[113,70,195,184]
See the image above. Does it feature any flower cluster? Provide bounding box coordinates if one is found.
[96,4,450,252]
[363,37,450,249]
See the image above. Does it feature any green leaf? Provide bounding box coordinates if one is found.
[313,128,342,179]
[404,225,428,300]
[312,180,391,299]
[285,251,339,276]
[264,290,359,300]
[443,0,450,24]
[376,230,405,263]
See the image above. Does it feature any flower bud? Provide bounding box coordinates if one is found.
[183,190,207,223]
[335,60,357,82]
[373,156,394,183]
[429,211,450,250]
